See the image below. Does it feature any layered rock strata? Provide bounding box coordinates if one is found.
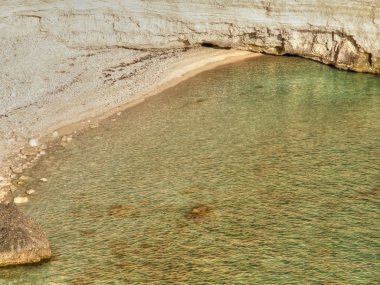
[1,0,379,73]
[0,203,51,266]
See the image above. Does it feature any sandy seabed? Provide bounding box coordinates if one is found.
[0,36,261,202]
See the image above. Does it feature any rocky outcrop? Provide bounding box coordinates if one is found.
[0,0,379,73]
[0,203,51,266]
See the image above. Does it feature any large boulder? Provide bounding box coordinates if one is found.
[0,203,51,267]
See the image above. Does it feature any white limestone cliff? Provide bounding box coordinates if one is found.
[1,0,379,73]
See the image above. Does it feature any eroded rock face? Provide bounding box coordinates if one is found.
[0,0,379,73]
[0,203,51,267]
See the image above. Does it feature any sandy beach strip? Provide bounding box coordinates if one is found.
[0,43,262,202]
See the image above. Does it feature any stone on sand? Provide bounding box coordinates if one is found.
[28,138,39,147]
[14,196,28,204]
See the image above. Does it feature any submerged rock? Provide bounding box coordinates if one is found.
[108,204,139,218]
[187,204,212,219]
[21,146,38,156]
[0,203,51,267]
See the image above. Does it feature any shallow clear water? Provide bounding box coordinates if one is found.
[1,56,379,284]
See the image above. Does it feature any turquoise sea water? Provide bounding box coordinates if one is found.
[1,56,379,284]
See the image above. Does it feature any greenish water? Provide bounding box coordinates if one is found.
[1,56,379,284]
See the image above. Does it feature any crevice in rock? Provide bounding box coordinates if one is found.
[200,42,231,50]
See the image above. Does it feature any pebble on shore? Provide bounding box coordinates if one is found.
[61,136,73,143]
[28,138,39,147]
[40,178,48,182]
[26,189,36,195]
[14,196,28,204]
[19,175,31,181]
